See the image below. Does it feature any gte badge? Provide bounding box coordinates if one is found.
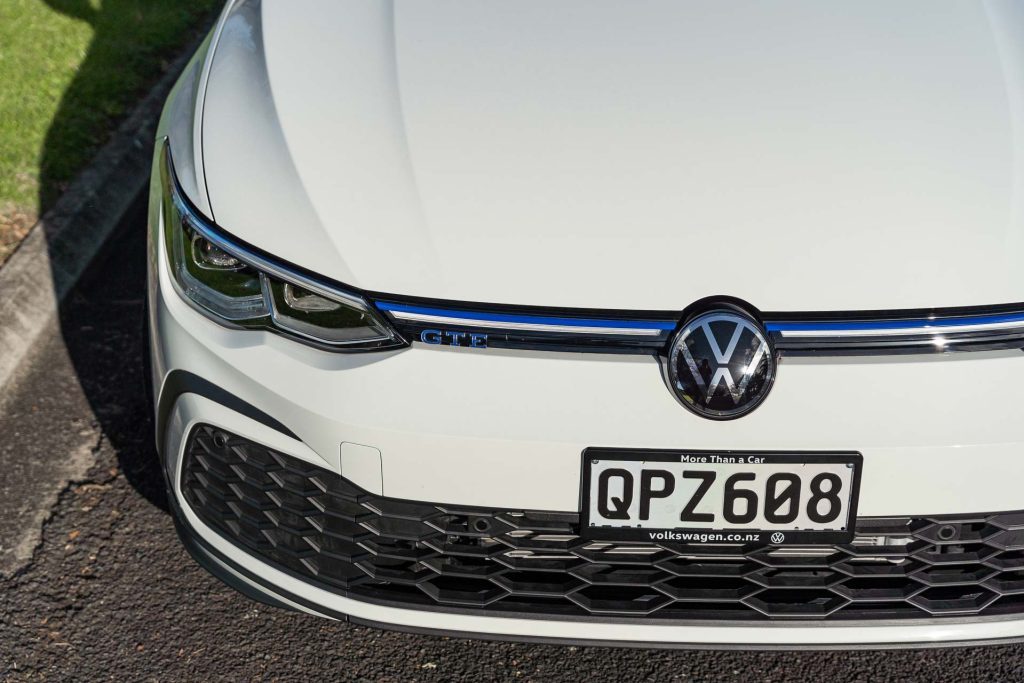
[420,329,488,348]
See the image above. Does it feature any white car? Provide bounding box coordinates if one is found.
[148,0,1024,648]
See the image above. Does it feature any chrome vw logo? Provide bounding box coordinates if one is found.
[666,310,775,419]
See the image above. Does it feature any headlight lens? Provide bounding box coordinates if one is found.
[160,140,403,350]
[267,279,395,344]
[169,216,267,320]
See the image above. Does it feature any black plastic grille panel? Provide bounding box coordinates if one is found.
[181,425,1024,621]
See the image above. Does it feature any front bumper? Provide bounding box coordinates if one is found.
[151,197,1024,647]
[164,413,1024,649]
[168,488,1024,651]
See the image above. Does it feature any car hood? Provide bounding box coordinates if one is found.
[201,0,1024,312]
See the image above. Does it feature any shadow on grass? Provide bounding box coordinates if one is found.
[39,0,219,511]
[39,0,217,208]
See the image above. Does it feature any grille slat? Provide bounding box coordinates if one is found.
[181,425,1024,621]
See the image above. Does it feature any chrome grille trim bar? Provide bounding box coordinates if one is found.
[383,308,667,336]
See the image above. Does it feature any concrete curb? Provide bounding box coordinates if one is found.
[0,41,198,395]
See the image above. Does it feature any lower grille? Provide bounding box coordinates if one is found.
[181,424,1024,621]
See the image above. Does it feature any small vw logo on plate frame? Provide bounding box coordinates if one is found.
[666,308,776,420]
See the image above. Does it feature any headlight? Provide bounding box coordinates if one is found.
[159,139,403,351]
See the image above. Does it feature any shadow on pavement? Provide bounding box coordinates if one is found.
[37,1,219,513]
[54,191,168,511]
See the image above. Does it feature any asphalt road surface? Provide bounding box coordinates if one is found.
[4,198,1024,681]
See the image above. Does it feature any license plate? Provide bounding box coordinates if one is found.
[581,449,862,545]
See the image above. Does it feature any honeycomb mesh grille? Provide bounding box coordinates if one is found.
[181,425,1024,621]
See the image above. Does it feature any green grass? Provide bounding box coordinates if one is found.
[0,0,218,262]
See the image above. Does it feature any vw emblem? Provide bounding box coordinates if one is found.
[666,309,775,420]
[770,532,786,544]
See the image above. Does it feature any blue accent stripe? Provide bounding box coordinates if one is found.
[375,302,677,331]
[766,311,1024,333]
[379,301,1024,336]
